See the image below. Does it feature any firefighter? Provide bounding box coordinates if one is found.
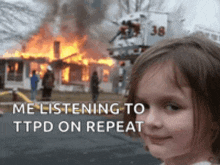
[127,21,133,38]
[127,20,141,37]
[119,21,129,39]
[118,62,126,94]
[109,21,128,43]
[132,21,141,37]
[90,71,100,103]
[42,65,55,101]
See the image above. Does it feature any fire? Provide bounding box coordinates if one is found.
[15,63,18,72]
[62,67,70,83]
[39,64,48,78]
[103,69,110,82]
[103,69,110,75]
[82,67,89,81]
[98,58,115,66]
[3,51,22,58]
[3,24,115,83]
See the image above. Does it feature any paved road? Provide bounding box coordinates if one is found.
[0,113,161,165]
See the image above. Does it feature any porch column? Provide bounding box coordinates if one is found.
[4,61,8,85]
[23,62,26,88]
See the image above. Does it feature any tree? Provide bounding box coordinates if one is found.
[0,1,44,43]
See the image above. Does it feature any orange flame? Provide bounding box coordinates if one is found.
[3,24,115,82]
[15,63,18,72]
[103,69,110,75]
[103,69,110,82]
[82,67,89,81]
[62,67,70,83]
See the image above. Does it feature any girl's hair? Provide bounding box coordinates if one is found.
[124,34,220,160]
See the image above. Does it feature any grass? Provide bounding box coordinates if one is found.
[0,89,127,114]
[0,88,126,102]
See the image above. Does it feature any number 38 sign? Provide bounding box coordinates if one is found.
[151,26,165,36]
[147,12,168,45]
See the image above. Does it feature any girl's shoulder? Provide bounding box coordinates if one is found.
[160,161,219,165]
[193,161,212,165]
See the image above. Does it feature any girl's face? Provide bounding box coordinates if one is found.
[135,63,194,160]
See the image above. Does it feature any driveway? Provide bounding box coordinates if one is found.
[0,113,161,165]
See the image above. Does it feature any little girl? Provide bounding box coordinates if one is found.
[124,35,220,165]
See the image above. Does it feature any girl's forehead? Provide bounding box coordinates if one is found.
[141,61,188,88]
[136,61,193,108]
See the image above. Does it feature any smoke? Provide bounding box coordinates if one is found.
[39,0,110,39]
[64,0,111,58]
[69,0,89,36]
[68,0,109,37]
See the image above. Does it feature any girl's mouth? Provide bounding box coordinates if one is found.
[144,134,172,145]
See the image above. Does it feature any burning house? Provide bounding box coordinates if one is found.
[0,56,50,90]
[0,27,115,92]
[0,0,115,92]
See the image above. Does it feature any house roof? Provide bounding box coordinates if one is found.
[0,57,48,63]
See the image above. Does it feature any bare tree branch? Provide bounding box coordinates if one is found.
[118,0,129,14]
[139,0,145,11]
[135,0,138,12]
[136,0,143,12]
[0,0,43,43]
[126,0,130,13]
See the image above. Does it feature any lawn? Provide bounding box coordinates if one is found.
[0,89,127,114]
[0,88,126,102]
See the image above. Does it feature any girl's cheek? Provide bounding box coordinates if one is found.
[136,114,145,122]
[136,115,142,129]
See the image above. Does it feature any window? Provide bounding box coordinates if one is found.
[103,69,109,82]
[7,61,23,81]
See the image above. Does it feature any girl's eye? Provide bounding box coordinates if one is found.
[142,103,150,109]
[166,103,180,111]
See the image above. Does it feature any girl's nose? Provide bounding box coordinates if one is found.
[144,107,163,129]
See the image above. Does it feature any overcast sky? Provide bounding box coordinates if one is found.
[175,0,220,32]
[1,0,220,55]
[0,0,47,54]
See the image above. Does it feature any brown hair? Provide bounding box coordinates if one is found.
[124,34,220,160]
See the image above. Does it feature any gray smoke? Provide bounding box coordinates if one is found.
[69,0,109,36]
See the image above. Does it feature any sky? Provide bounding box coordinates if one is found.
[0,0,220,55]
[175,0,220,32]
[120,0,220,32]
[0,0,48,54]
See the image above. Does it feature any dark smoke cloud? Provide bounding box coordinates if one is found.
[65,0,110,56]
[68,0,109,37]
[39,0,110,37]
